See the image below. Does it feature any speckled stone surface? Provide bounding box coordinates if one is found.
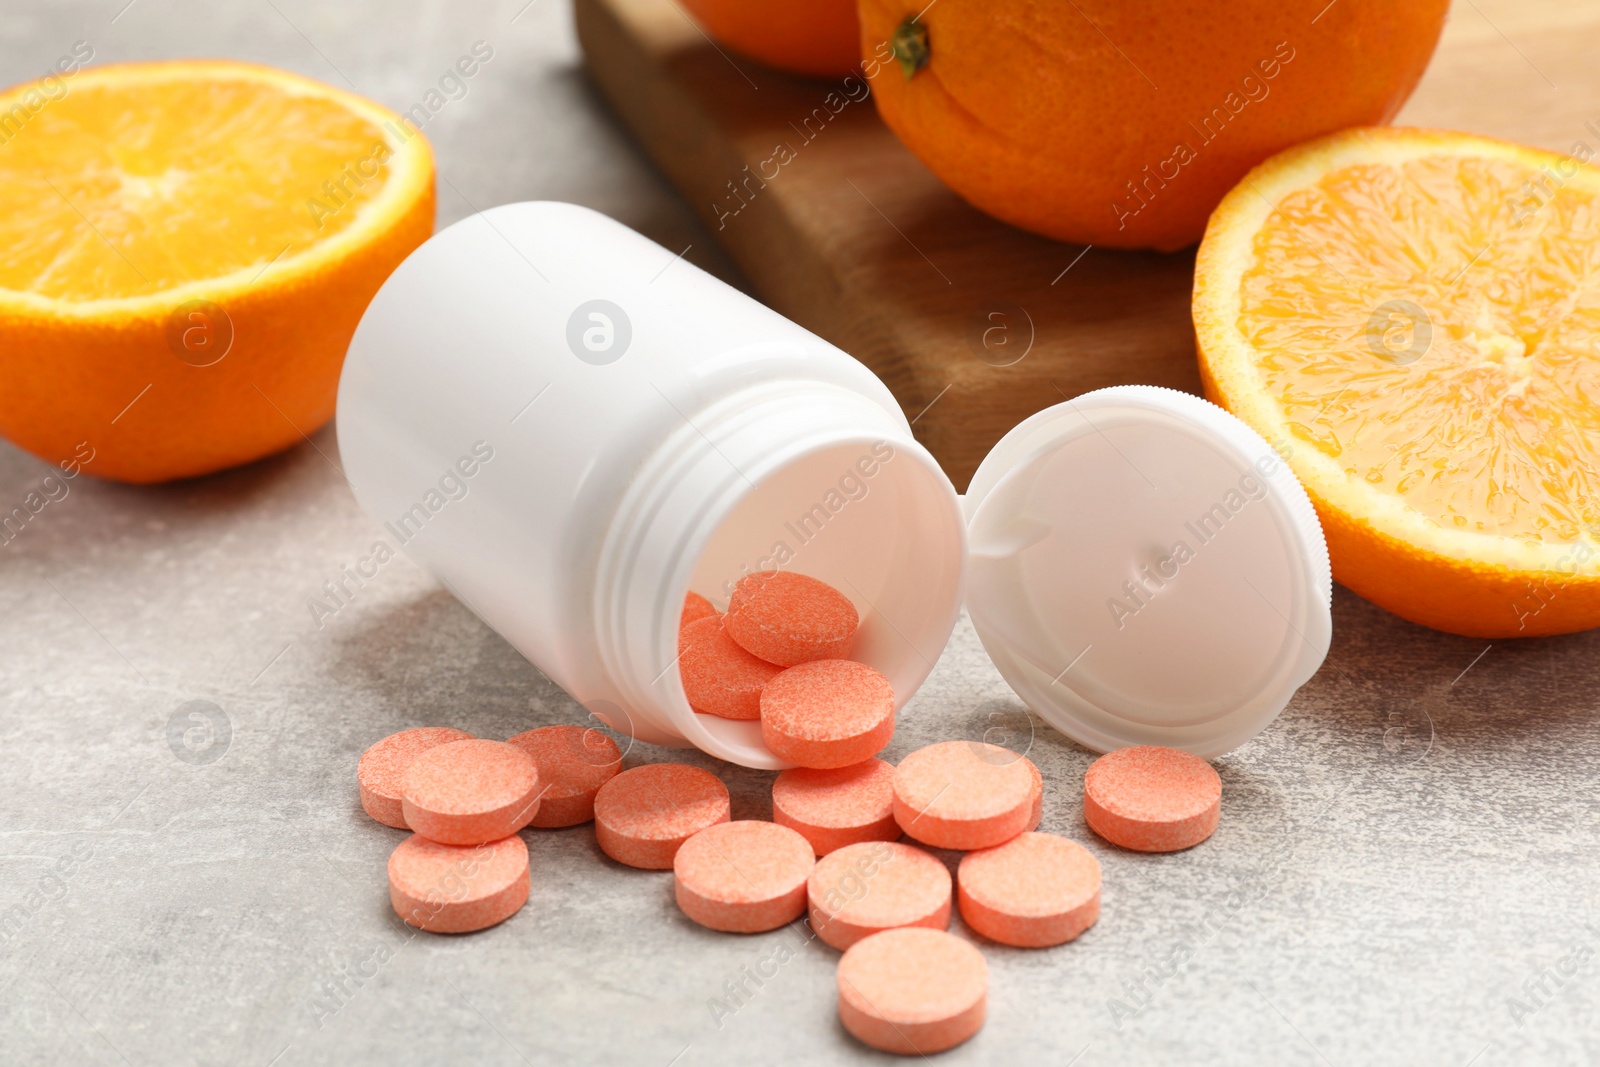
[2,2,1598,1065]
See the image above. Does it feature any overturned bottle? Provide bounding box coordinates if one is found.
[337,202,1330,767]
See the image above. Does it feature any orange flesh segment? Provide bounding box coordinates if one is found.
[1239,153,1600,543]
[0,69,394,301]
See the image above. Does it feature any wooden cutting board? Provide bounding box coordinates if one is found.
[574,0,1600,489]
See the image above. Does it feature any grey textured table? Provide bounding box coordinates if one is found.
[2,2,1597,1065]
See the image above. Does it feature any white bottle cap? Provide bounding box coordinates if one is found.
[963,385,1331,758]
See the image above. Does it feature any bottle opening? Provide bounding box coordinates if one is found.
[669,436,965,767]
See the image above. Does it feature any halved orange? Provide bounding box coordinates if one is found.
[0,60,434,483]
[1195,127,1600,638]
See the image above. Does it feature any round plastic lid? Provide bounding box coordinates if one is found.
[963,385,1331,757]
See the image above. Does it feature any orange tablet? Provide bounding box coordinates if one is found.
[1083,746,1221,852]
[808,840,951,951]
[1024,755,1043,832]
[760,660,894,769]
[678,615,783,720]
[772,758,899,855]
[594,763,731,869]
[388,833,529,934]
[892,741,1033,850]
[723,570,858,666]
[958,832,1100,948]
[681,591,718,629]
[506,724,622,828]
[357,726,473,829]
[674,820,815,933]
[400,739,541,846]
[837,928,987,1055]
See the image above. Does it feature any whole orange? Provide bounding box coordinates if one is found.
[0,60,434,484]
[859,0,1448,251]
[679,0,860,80]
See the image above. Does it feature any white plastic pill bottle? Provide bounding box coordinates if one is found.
[337,202,1331,768]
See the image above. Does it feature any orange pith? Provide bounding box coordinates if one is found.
[1196,127,1600,637]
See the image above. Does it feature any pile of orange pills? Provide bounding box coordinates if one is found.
[357,724,623,933]
[678,571,897,772]
[352,568,1227,1056]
